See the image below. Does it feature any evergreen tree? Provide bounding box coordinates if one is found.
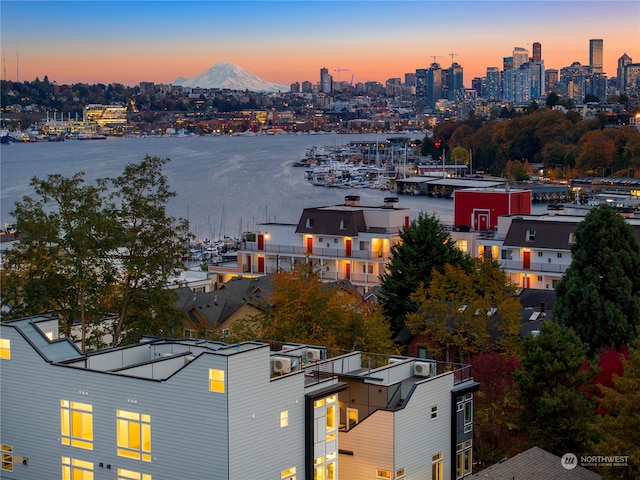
[554,203,640,355]
[380,212,472,335]
[514,321,596,456]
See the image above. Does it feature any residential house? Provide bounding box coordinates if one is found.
[0,315,478,480]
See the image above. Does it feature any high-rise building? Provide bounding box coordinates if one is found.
[532,42,542,63]
[416,63,443,108]
[404,72,416,87]
[513,47,529,69]
[617,53,633,90]
[545,69,559,94]
[624,63,640,95]
[486,67,501,101]
[319,67,333,94]
[590,39,604,73]
[502,57,513,71]
[447,62,464,101]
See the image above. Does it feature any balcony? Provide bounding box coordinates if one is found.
[500,259,569,274]
[242,242,389,260]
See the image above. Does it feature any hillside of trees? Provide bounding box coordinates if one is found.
[423,107,640,179]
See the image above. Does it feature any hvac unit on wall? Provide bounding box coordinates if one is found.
[273,356,292,374]
[414,361,433,377]
[305,348,321,361]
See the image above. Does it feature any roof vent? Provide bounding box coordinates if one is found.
[344,195,361,206]
[383,197,399,208]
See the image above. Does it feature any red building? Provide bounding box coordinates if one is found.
[453,188,531,231]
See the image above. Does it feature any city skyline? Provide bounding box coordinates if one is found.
[1,1,638,89]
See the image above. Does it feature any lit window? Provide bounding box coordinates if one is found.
[432,452,443,480]
[313,399,325,408]
[431,405,438,419]
[326,405,336,432]
[281,466,296,479]
[280,410,289,428]
[0,338,10,359]
[209,369,225,393]
[456,440,473,478]
[376,469,392,479]
[1,444,12,472]
[456,239,468,253]
[396,468,406,480]
[118,468,152,480]
[60,400,93,450]
[327,461,336,480]
[347,408,358,430]
[117,410,152,462]
[61,457,93,480]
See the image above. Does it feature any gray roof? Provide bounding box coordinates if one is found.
[469,447,601,480]
[503,217,577,249]
[176,276,274,330]
[296,207,367,236]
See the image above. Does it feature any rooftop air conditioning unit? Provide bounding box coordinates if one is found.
[414,362,432,377]
[184,355,195,364]
[306,348,321,361]
[388,357,404,365]
[273,357,292,374]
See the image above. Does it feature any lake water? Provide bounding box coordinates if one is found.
[1,133,463,240]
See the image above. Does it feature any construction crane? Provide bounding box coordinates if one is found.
[449,52,460,64]
[430,55,443,65]
[334,68,350,82]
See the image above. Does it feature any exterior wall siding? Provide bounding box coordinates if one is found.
[395,374,455,479]
[338,409,394,478]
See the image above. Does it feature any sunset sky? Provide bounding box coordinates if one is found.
[1,1,639,88]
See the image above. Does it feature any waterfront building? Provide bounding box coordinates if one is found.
[235,196,409,294]
[84,104,128,128]
[0,315,478,480]
[590,39,604,74]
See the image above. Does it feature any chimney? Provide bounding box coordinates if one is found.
[383,197,399,208]
[344,195,361,206]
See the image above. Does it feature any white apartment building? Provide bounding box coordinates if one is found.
[455,209,640,290]
[236,195,410,293]
[0,315,478,480]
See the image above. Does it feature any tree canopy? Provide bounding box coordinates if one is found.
[553,203,640,355]
[380,212,472,335]
[0,156,191,349]
[232,262,397,355]
[406,257,522,362]
[514,321,596,456]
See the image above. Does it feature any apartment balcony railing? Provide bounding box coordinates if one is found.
[242,242,389,260]
[500,259,569,274]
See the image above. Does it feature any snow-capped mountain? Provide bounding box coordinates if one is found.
[173,63,288,92]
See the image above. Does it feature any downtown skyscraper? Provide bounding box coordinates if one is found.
[590,39,604,73]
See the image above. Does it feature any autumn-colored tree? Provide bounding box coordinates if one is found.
[470,352,524,466]
[237,262,397,354]
[591,338,640,479]
[406,257,522,362]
